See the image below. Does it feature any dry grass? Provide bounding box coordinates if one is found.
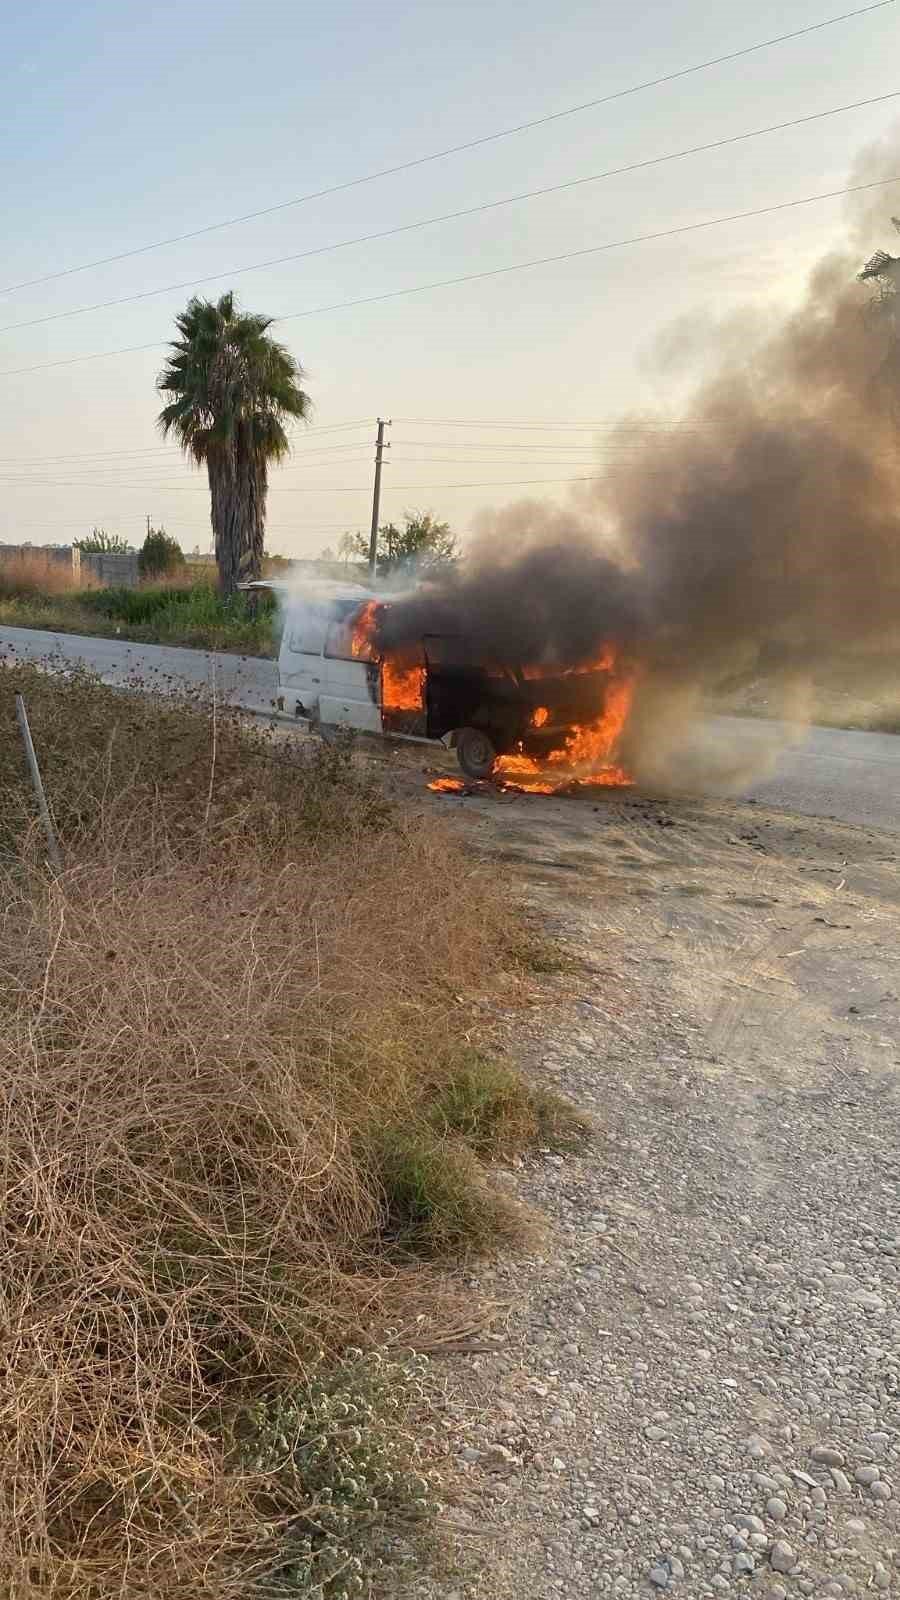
[0,551,99,600]
[0,665,559,1597]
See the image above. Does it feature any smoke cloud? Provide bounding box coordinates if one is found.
[378,137,900,789]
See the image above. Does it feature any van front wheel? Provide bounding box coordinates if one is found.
[455,727,497,780]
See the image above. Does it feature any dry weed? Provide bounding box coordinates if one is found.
[0,667,544,1595]
[0,551,98,599]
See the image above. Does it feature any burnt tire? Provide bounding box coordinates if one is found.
[455,726,497,780]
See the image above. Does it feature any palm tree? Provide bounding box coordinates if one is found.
[157,293,310,597]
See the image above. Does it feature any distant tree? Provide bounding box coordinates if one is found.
[337,530,361,565]
[74,527,131,554]
[157,293,311,598]
[343,510,457,576]
[138,525,185,578]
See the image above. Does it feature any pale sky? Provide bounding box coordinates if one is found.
[2,0,898,557]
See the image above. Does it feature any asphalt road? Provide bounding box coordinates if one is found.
[0,623,279,714]
[1,624,897,834]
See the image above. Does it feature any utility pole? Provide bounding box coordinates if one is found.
[367,418,390,582]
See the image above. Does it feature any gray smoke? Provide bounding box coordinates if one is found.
[378,140,900,789]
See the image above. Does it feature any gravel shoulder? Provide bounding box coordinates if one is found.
[400,771,900,1600]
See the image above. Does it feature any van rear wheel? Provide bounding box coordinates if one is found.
[456,727,497,780]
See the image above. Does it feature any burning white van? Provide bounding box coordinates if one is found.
[245,580,630,783]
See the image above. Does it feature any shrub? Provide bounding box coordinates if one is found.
[237,1350,441,1598]
[75,581,277,650]
[0,661,386,857]
[368,1125,528,1258]
[138,525,186,578]
[430,1052,591,1159]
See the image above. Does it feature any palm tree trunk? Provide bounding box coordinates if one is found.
[208,452,241,599]
[245,452,267,584]
[208,438,266,601]
[233,443,266,593]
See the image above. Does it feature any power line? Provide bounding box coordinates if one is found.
[0,445,670,482]
[0,473,651,493]
[0,426,761,471]
[0,448,374,475]
[389,437,701,448]
[1,1,891,298]
[0,422,372,466]
[5,171,898,381]
[385,456,642,465]
[1,520,367,532]
[3,88,896,337]
[0,426,740,468]
[394,418,739,429]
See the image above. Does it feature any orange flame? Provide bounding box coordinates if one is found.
[494,645,635,792]
[350,600,379,657]
[383,658,426,710]
[351,600,425,712]
[351,605,636,797]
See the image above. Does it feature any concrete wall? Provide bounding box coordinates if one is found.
[0,543,71,566]
[72,547,140,588]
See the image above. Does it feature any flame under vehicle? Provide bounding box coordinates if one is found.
[257,583,631,785]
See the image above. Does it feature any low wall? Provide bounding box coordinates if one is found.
[0,544,71,566]
[72,548,140,588]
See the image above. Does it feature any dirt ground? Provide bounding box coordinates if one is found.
[366,742,900,1599]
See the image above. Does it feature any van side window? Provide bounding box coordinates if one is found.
[288,616,326,655]
[324,613,373,661]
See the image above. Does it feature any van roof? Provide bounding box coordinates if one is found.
[239,579,416,606]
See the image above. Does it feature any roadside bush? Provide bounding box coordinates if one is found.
[0,665,562,1596]
[368,1125,528,1258]
[138,525,186,578]
[430,1051,591,1158]
[0,662,385,857]
[79,581,188,622]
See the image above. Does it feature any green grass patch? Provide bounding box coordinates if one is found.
[368,1125,528,1259]
[430,1052,591,1159]
[0,580,277,655]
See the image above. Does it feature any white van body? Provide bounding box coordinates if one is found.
[245,580,422,738]
[278,584,386,733]
[242,579,593,782]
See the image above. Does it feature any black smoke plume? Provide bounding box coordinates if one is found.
[377,139,900,788]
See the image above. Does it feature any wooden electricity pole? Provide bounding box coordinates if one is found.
[367,418,390,582]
